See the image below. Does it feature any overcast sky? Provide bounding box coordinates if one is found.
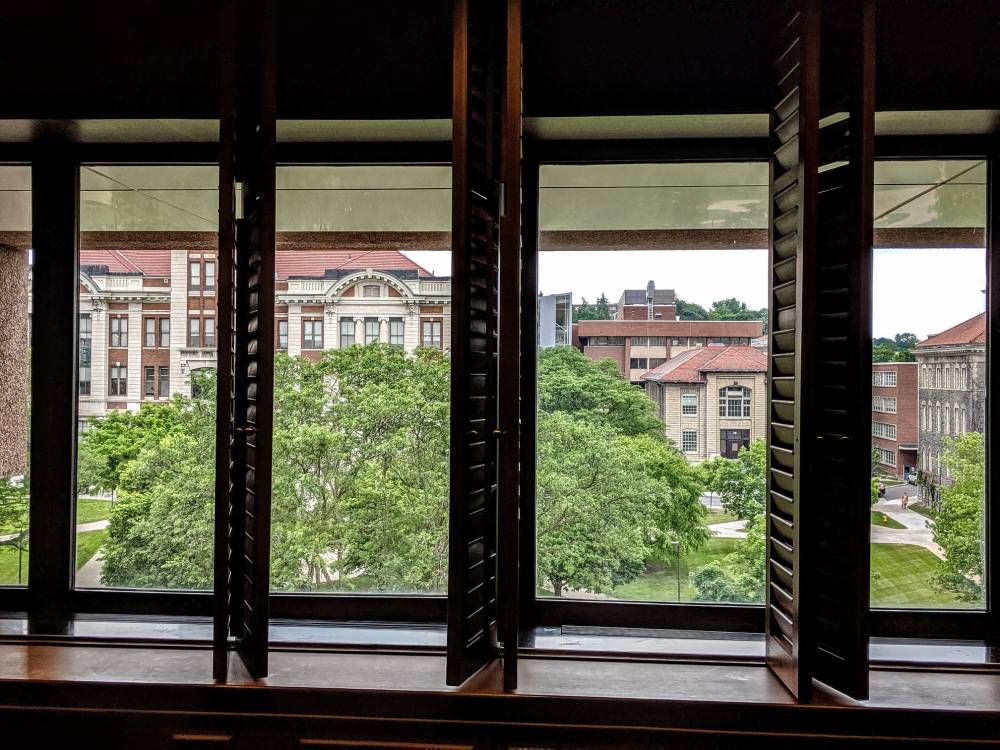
[406,246,986,341]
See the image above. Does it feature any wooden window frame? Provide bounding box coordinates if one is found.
[1,136,995,676]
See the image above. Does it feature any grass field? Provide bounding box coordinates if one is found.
[0,529,107,586]
[77,498,113,525]
[705,509,740,526]
[909,504,937,521]
[609,537,743,602]
[870,543,980,609]
[871,510,905,529]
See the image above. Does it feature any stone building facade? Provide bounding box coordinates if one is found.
[641,345,767,462]
[48,244,451,424]
[915,312,986,489]
[871,361,918,480]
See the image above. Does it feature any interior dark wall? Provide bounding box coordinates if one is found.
[0,0,995,121]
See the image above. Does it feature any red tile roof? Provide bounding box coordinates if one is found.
[80,249,171,277]
[276,249,430,279]
[642,345,767,383]
[917,312,986,348]
[78,248,431,280]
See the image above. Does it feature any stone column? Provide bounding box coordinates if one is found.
[0,246,28,476]
[354,316,364,344]
[379,317,389,344]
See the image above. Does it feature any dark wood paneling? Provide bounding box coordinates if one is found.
[988,150,999,646]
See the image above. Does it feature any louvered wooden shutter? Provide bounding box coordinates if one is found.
[766,0,874,701]
[497,0,524,692]
[214,0,276,681]
[447,0,504,687]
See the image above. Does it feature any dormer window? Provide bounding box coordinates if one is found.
[363,284,380,298]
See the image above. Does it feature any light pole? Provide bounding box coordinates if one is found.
[671,539,681,602]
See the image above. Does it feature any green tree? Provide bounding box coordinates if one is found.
[574,293,610,321]
[676,298,709,321]
[537,346,663,438]
[933,432,985,600]
[693,440,768,603]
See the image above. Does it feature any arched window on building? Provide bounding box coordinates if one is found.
[944,405,950,435]
[718,385,752,418]
[935,403,941,432]
[961,407,967,434]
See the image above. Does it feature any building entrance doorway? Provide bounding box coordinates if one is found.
[720,429,750,458]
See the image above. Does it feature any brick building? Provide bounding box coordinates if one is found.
[915,312,987,489]
[65,245,451,422]
[612,281,677,321]
[575,318,764,383]
[871,362,918,480]
[641,345,767,462]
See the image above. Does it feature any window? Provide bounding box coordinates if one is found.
[681,394,698,415]
[158,367,170,398]
[76,164,219,592]
[203,317,215,347]
[389,318,405,349]
[110,316,128,347]
[204,260,215,292]
[872,421,897,440]
[682,430,697,452]
[629,357,647,369]
[877,447,897,467]
[365,318,380,345]
[648,357,666,368]
[340,318,355,347]
[872,370,897,387]
[648,336,667,346]
[79,314,92,396]
[277,319,288,350]
[585,335,625,346]
[110,366,127,396]
[422,319,443,348]
[719,386,752,418]
[872,396,897,414]
[303,319,323,349]
[631,336,648,345]
[271,164,452,597]
[188,317,201,347]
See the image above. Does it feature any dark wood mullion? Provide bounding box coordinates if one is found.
[988,150,999,646]
[28,143,80,632]
[518,143,539,642]
[497,0,523,692]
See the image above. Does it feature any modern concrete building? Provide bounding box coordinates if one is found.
[915,312,986,488]
[537,292,573,347]
[641,345,767,461]
[871,361,918,480]
[65,245,451,422]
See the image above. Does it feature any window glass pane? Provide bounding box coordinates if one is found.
[537,162,768,603]
[0,165,30,586]
[76,165,218,590]
[271,164,451,593]
[870,160,987,610]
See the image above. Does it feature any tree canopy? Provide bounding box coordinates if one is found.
[933,431,985,601]
[573,293,611,321]
[872,333,919,362]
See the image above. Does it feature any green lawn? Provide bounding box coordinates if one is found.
[909,504,937,521]
[0,529,107,586]
[870,543,980,609]
[0,498,112,536]
[705,509,740,525]
[609,537,743,602]
[871,510,905,529]
[77,498,113,525]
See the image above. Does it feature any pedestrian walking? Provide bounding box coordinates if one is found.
[901,492,909,511]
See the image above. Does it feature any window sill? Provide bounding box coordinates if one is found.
[2,642,1000,744]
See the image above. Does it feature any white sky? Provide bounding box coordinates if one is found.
[407,246,987,342]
